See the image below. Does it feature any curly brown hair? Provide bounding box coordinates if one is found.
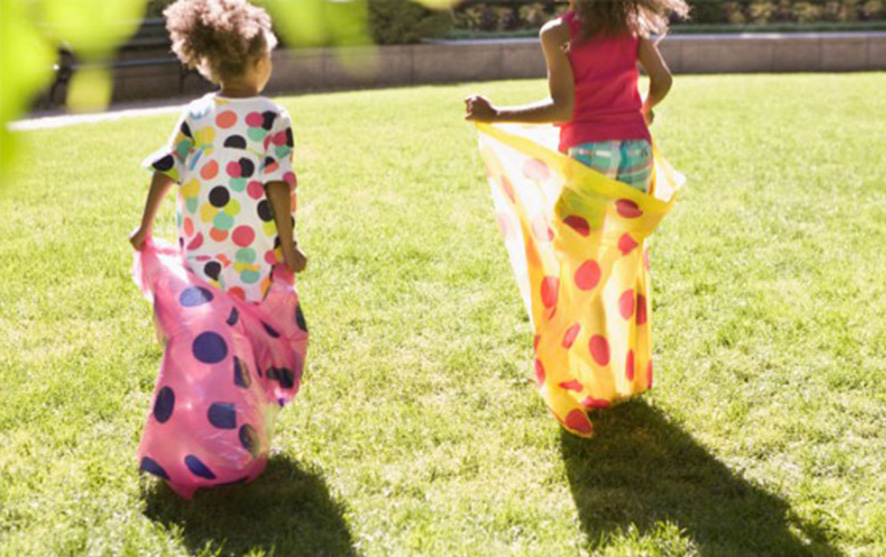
[573,0,690,41]
[163,0,277,83]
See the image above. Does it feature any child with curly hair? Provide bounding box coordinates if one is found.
[129,0,308,497]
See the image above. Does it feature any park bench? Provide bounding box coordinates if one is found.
[48,17,195,107]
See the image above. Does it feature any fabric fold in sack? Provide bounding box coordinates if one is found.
[132,237,308,498]
[475,122,684,437]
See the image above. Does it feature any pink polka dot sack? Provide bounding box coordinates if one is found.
[132,236,308,498]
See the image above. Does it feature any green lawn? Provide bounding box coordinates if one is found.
[1,73,885,556]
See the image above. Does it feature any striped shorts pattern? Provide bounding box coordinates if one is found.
[567,140,653,193]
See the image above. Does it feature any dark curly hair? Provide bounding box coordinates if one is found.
[163,0,277,83]
[574,0,690,41]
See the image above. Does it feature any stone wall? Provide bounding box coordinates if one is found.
[103,32,886,102]
[659,33,886,73]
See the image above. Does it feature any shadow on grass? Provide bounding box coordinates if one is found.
[562,400,841,556]
[142,454,358,556]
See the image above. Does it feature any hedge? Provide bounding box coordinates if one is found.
[145,0,452,45]
[144,0,886,44]
[453,0,886,31]
[368,0,452,44]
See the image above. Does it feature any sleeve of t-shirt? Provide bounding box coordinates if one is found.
[261,107,296,189]
[141,107,194,184]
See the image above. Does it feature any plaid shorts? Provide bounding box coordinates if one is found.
[567,140,653,193]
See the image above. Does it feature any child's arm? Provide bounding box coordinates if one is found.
[465,19,574,123]
[130,171,175,250]
[637,37,674,125]
[265,181,306,273]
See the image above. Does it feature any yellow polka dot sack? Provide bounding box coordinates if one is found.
[475,122,684,437]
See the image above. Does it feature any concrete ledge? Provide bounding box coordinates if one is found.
[822,36,870,71]
[104,32,886,102]
[659,32,886,74]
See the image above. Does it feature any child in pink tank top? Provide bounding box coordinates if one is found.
[466,0,688,192]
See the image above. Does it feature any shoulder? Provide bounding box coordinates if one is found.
[183,93,215,124]
[252,98,291,125]
[540,17,571,47]
[272,101,291,120]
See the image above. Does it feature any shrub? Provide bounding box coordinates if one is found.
[723,1,748,23]
[836,0,861,20]
[775,0,795,22]
[687,0,726,23]
[793,1,824,21]
[476,5,500,31]
[749,0,778,22]
[863,0,886,18]
[146,0,174,17]
[147,0,452,45]
[368,0,451,44]
[551,3,569,17]
[824,0,843,20]
[492,5,519,30]
[151,0,886,38]
[455,5,486,29]
[518,2,550,27]
[453,1,568,31]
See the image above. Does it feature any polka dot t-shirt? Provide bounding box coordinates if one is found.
[143,93,297,302]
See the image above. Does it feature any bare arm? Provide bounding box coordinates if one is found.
[130,171,174,250]
[637,37,673,122]
[265,181,306,273]
[465,19,574,123]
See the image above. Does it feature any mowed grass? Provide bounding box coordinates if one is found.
[1,73,885,556]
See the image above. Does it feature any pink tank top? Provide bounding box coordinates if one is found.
[557,11,651,152]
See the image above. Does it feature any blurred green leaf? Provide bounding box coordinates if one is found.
[0,0,55,182]
[369,0,453,44]
[261,0,326,46]
[413,0,459,8]
[66,66,113,113]
[40,0,146,59]
[259,0,371,47]
[332,45,379,77]
[326,0,372,46]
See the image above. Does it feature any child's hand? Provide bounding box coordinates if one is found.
[464,95,498,122]
[642,103,655,126]
[129,226,150,251]
[282,242,307,273]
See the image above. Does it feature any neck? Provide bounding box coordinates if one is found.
[219,81,260,98]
